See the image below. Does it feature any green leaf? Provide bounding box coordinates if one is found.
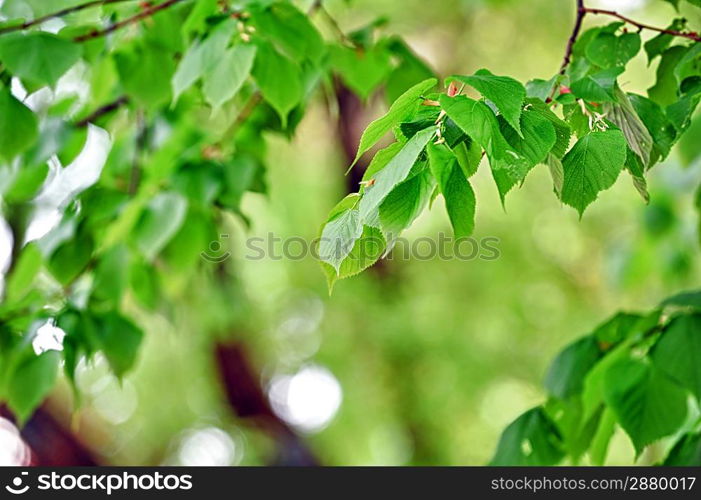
[629,93,677,162]
[439,94,511,161]
[384,38,435,103]
[603,357,688,454]
[252,41,302,127]
[448,69,526,135]
[491,108,557,201]
[115,43,174,109]
[427,142,476,238]
[589,407,617,465]
[329,44,392,100]
[202,44,256,112]
[353,78,436,166]
[3,163,47,203]
[321,225,386,292]
[358,127,434,221]
[625,147,649,203]
[171,18,237,104]
[133,192,188,261]
[644,19,686,64]
[48,226,94,285]
[7,351,60,423]
[527,100,572,158]
[651,313,701,400]
[0,88,38,161]
[250,2,324,64]
[526,77,557,101]
[663,432,701,465]
[677,112,701,166]
[0,32,82,87]
[661,289,701,309]
[91,244,131,307]
[570,67,623,103]
[490,407,564,465]
[129,259,159,310]
[162,209,216,271]
[319,208,363,272]
[4,243,42,304]
[545,336,602,399]
[561,130,627,216]
[545,153,564,197]
[379,169,434,241]
[604,87,653,168]
[648,46,688,106]
[585,31,640,68]
[592,311,659,345]
[674,43,701,85]
[362,142,403,183]
[95,311,143,379]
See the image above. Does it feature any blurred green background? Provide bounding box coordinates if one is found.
[26,0,701,466]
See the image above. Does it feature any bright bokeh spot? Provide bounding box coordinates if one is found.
[0,418,30,466]
[269,364,343,433]
[176,427,240,466]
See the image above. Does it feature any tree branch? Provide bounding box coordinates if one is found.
[73,0,186,42]
[75,95,129,127]
[558,0,586,76]
[0,0,136,36]
[583,8,701,42]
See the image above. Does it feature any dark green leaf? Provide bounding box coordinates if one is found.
[448,69,526,135]
[0,32,82,87]
[561,129,627,216]
[545,336,602,399]
[353,78,436,166]
[0,88,38,161]
[603,358,688,454]
[585,31,640,68]
[570,67,623,103]
[490,407,564,465]
[651,313,701,400]
[252,41,302,127]
[7,351,60,423]
[133,192,188,261]
[95,311,143,379]
[644,19,686,64]
[663,432,701,465]
[427,142,476,238]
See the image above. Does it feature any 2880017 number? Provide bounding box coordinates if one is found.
[628,476,696,491]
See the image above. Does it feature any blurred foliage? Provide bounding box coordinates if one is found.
[0,0,700,466]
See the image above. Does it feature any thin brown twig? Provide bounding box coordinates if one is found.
[0,0,136,36]
[548,1,700,103]
[75,95,129,127]
[73,0,186,42]
[584,7,701,42]
[548,0,585,102]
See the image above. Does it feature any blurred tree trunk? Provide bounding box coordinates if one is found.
[215,342,319,466]
[1,404,99,466]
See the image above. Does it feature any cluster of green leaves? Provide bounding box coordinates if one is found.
[0,0,432,422]
[319,15,701,288]
[491,289,701,466]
